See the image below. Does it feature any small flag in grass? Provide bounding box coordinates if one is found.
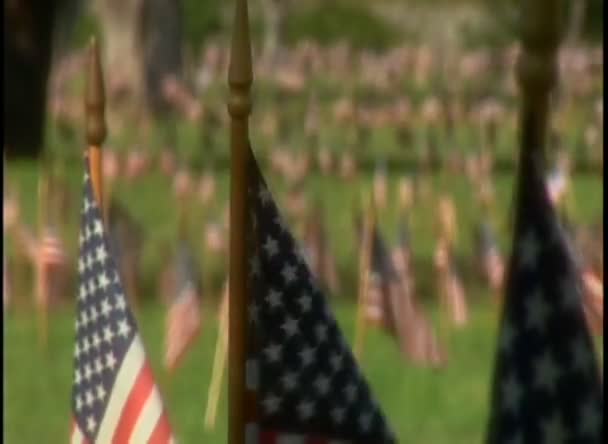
[164,242,202,372]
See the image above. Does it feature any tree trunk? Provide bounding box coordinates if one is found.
[4,0,57,158]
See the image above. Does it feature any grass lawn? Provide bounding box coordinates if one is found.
[3,159,603,442]
[5,300,501,443]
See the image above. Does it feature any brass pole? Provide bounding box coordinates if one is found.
[85,37,107,209]
[228,0,253,443]
[511,1,562,232]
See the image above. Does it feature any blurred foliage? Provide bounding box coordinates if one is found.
[283,1,399,50]
[63,0,603,56]
[585,0,604,40]
[182,0,224,54]
[480,0,603,45]
[70,12,101,49]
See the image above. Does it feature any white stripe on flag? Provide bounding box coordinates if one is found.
[128,387,164,443]
[70,424,85,444]
[96,338,146,443]
[245,423,259,444]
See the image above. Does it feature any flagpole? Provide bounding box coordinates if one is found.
[85,37,107,209]
[228,0,253,443]
[204,281,229,430]
[354,194,374,360]
[515,1,561,195]
[36,166,49,351]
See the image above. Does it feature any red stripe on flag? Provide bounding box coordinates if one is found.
[148,410,173,444]
[111,363,155,443]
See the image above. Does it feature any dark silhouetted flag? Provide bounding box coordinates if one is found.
[71,159,174,443]
[485,150,603,443]
[245,149,395,443]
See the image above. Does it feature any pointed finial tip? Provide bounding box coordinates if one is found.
[85,35,106,147]
[227,0,253,119]
[516,1,562,95]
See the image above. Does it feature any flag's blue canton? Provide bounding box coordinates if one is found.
[71,160,139,440]
[247,153,396,443]
[486,156,603,444]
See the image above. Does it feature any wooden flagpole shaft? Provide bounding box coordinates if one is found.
[36,169,49,351]
[354,194,374,360]
[85,37,107,208]
[228,1,253,443]
[205,282,230,430]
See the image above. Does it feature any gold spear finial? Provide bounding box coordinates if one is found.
[85,36,107,210]
[228,0,253,120]
[86,37,107,147]
[516,1,563,101]
[514,0,563,166]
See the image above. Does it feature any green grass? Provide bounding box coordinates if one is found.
[4,301,501,443]
[4,160,603,442]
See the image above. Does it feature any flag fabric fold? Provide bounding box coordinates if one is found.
[71,158,175,443]
[244,146,395,443]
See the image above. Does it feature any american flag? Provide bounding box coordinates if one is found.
[392,223,447,368]
[434,241,468,327]
[245,148,395,443]
[71,158,174,443]
[164,242,202,372]
[485,148,603,443]
[37,226,68,309]
[40,227,68,266]
[476,220,505,292]
[367,227,400,334]
[303,205,340,296]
